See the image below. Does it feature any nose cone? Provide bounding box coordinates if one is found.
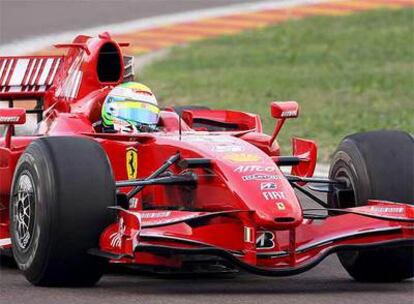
[227,164,303,229]
[177,134,303,229]
[251,180,303,229]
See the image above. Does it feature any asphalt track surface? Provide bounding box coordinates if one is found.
[1,193,413,304]
[0,1,413,303]
[0,0,259,44]
[0,256,413,304]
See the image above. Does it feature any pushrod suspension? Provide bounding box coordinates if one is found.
[126,153,181,200]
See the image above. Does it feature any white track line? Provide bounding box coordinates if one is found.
[0,0,336,55]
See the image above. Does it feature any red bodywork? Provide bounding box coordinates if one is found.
[0,34,413,275]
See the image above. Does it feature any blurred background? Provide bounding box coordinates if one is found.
[1,0,413,161]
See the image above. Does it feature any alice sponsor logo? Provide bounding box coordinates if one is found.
[234,165,277,173]
[212,145,244,153]
[182,136,233,143]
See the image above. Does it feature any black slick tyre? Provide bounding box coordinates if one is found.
[10,137,115,286]
[328,130,413,282]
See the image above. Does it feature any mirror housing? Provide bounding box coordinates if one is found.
[0,108,26,125]
[0,108,26,149]
[269,101,299,145]
[271,101,299,119]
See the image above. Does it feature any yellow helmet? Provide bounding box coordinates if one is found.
[102,82,160,132]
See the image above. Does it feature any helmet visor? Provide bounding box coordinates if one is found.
[111,101,160,125]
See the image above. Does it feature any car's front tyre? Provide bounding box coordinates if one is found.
[328,130,413,282]
[10,137,115,286]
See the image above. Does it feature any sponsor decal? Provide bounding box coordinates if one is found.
[182,136,234,143]
[276,202,286,210]
[234,165,277,173]
[260,182,277,190]
[224,153,262,163]
[256,231,275,249]
[0,116,19,123]
[129,198,139,209]
[369,207,404,214]
[244,226,254,243]
[212,145,244,153]
[126,147,138,180]
[281,110,297,118]
[140,211,171,219]
[262,191,286,200]
[109,232,121,248]
[242,174,280,181]
[109,218,125,249]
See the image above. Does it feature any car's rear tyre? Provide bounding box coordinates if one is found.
[10,137,115,286]
[328,130,413,282]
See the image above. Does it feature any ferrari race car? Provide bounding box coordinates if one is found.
[0,33,413,286]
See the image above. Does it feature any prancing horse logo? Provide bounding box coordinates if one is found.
[126,147,138,180]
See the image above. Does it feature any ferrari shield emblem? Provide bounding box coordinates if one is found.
[126,147,138,180]
[276,202,286,210]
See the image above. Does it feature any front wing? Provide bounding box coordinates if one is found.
[92,200,414,276]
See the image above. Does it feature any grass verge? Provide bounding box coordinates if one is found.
[141,8,414,162]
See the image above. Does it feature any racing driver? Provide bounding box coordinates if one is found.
[101,82,160,133]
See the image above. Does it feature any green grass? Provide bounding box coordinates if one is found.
[141,8,414,162]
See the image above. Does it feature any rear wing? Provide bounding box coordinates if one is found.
[0,54,134,123]
[0,56,63,100]
[0,55,134,100]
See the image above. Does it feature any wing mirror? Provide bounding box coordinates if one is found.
[271,101,299,119]
[0,108,26,148]
[270,101,299,145]
[0,108,26,125]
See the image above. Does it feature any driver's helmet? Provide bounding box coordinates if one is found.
[102,82,160,133]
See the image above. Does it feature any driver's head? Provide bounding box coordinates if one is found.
[102,82,160,133]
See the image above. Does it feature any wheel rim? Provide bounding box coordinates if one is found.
[13,171,36,251]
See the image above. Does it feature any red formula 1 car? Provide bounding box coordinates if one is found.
[0,33,413,286]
